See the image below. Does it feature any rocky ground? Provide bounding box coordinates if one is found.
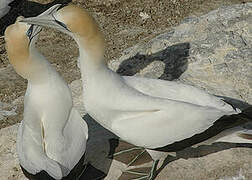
[0,2,252,180]
[0,0,251,128]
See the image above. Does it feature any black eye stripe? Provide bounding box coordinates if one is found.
[52,14,70,32]
[26,24,34,38]
[26,25,42,46]
[55,20,68,29]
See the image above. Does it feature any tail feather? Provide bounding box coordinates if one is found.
[238,132,252,140]
[241,106,252,120]
[216,128,252,144]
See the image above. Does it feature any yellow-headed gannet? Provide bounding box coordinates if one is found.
[21,4,252,179]
[5,10,88,180]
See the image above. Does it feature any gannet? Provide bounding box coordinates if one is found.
[5,12,88,180]
[21,4,252,179]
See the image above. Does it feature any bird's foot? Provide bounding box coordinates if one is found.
[108,140,152,166]
[122,169,154,180]
[112,146,144,157]
[127,149,146,166]
[111,147,147,167]
[120,160,159,180]
[123,170,149,180]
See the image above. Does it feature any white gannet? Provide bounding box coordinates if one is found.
[5,9,88,180]
[21,4,252,179]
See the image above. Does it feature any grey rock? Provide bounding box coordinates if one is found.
[109,3,252,104]
[0,101,17,121]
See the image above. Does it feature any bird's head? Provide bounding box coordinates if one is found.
[5,16,42,63]
[20,4,104,43]
[20,4,105,61]
[4,16,42,77]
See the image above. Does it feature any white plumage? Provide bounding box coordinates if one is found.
[5,14,88,179]
[21,4,252,179]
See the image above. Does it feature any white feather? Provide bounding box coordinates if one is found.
[14,24,88,179]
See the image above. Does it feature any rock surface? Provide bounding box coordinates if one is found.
[0,3,252,180]
[109,3,252,104]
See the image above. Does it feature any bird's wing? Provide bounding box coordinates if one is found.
[61,107,88,170]
[17,121,63,179]
[108,77,240,149]
[65,107,88,140]
[123,76,237,112]
[111,100,239,149]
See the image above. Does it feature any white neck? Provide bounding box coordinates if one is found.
[75,36,107,85]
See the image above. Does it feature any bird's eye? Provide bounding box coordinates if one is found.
[26,25,34,39]
[55,20,68,30]
[52,14,70,31]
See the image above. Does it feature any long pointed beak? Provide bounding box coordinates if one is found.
[25,24,42,47]
[19,4,70,32]
[30,25,42,39]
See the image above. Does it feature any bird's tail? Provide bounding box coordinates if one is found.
[240,106,252,120]
[215,106,252,144]
[215,127,252,144]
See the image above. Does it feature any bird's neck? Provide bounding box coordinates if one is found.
[9,47,52,83]
[76,35,107,80]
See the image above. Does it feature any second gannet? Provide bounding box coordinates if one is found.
[5,12,88,180]
[21,5,252,179]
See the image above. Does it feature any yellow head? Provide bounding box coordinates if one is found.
[20,5,105,60]
[5,17,31,75]
[5,17,42,77]
[56,5,101,38]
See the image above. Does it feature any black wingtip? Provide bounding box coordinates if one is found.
[238,133,252,140]
[241,106,252,120]
[221,99,237,111]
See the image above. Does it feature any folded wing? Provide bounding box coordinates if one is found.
[123,76,239,112]
[109,76,241,149]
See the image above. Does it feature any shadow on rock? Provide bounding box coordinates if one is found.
[157,141,252,178]
[79,163,106,180]
[83,114,118,179]
[116,42,190,81]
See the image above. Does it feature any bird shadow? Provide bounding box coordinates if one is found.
[0,0,71,35]
[116,42,190,81]
[81,114,119,180]
[156,142,252,178]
